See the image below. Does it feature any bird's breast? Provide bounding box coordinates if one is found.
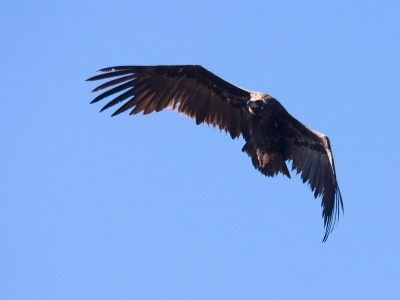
[249,114,284,153]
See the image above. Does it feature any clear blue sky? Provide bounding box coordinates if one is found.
[1,1,399,299]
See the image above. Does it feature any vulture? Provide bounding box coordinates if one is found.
[87,65,343,242]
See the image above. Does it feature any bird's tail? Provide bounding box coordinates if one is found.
[242,141,290,178]
[266,153,291,178]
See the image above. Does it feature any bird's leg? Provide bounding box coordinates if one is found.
[256,149,263,167]
[262,153,270,168]
[256,149,270,168]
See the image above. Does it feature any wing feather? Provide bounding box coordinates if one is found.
[100,89,134,112]
[177,79,198,116]
[311,155,322,194]
[169,77,189,102]
[196,90,212,125]
[228,108,239,139]
[307,153,318,189]
[131,91,157,115]
[91,75,136,93]
[156,77,185,112]
[143,78,174,115]
[90,81,133,104]
[189,87,207,123]
[89,70,135,82]
[111,89,151,116]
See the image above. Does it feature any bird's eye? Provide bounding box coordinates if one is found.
[255,100,263,106]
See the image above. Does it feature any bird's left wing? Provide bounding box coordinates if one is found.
[282,115,344,242]
[87,65,251,139]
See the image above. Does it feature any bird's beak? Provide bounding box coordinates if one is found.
[247,100,258,109]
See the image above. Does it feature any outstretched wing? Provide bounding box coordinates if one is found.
[87,65,251,139]
[283,116,344,242]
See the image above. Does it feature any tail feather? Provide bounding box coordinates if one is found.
[242,141,290,178]
[265,153,291,178]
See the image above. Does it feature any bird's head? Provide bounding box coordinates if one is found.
[247,94,281,116]
[247,93,271,116]
[247,99,265,115]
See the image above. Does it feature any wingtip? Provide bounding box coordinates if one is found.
[86,76,97,82]
[98,68,112,72]
[322,234,328,243]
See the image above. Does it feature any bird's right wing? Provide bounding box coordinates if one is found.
[87,65,252,139]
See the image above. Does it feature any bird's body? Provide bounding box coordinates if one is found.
[247,94,291,176]
[87,65,343,242]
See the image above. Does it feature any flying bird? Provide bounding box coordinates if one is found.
[87,65,343,242]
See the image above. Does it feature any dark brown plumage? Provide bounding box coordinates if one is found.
[87,65,343,242]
